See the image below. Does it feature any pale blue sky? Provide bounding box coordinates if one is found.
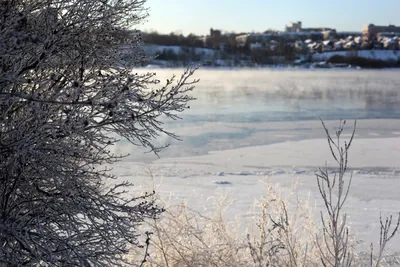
[140,0,400,35]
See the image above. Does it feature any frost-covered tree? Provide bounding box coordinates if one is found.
[0,0,196,265]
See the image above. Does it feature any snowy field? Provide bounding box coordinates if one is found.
[114,69,400,253]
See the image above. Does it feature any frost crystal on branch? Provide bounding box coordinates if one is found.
[0,0,197,265]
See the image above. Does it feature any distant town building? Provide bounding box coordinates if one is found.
[302,27,334,33]
[335,31,362,41]
[198,28,222,48]
[235,31,324,47]
[210,28,221,39]
[363,24,400,40]
[285,21,335,34]
[235,33,275,46]
[377,32,400,39]
[322,30,337,40]
[285,21,302,32]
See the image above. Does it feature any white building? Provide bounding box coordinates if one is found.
[285,21,302,32]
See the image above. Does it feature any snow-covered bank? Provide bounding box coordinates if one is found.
[312,50,400,62]
[116,131,400,251]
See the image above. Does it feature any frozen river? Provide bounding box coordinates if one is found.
[116,69,400,161]
[113,69,400,253]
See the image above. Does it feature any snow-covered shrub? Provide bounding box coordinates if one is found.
[145,194,248,267]
[137,180,323,267]
[0,0,196,265]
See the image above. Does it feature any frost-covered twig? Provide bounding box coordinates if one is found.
[371,213,400,267]
[316,119,356,267]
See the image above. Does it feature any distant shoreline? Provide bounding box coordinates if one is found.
[141,64,400,70]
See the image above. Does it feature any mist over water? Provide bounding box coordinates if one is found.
[182,69,400,121]
[118,69,400,161]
